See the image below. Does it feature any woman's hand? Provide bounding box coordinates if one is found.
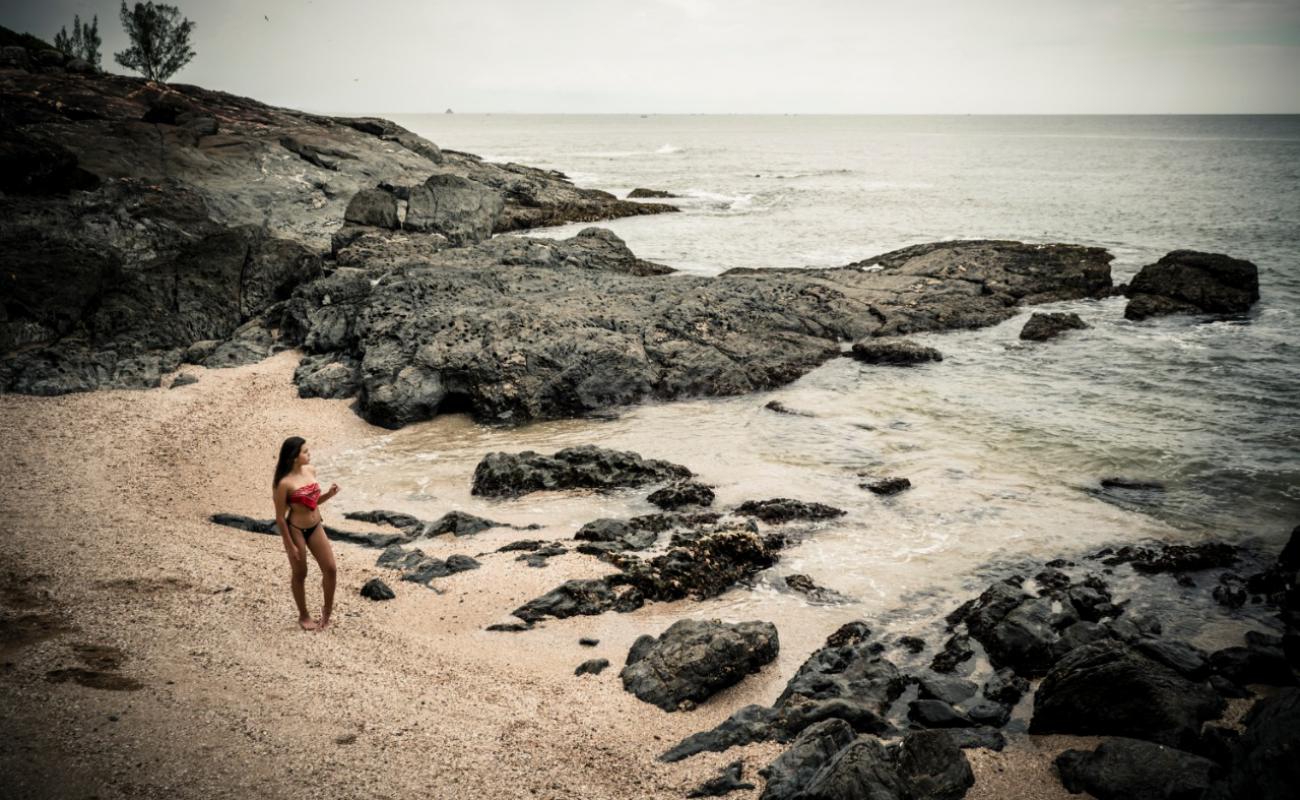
[325,483,340,500]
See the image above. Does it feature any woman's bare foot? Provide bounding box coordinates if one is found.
[315,617,331,632]
[299,617,319,631]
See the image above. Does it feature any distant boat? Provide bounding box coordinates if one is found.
[445,108,453,114]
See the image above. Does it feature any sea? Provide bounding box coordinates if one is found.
[323,114,1300,649]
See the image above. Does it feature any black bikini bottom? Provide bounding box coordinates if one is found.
[286,513,319,540]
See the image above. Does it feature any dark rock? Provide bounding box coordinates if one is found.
[931,634,975,674]
[1208,674,1252,699]
[945,728,1007,751]
[1034,568,1072,594]
[896,730,975,800]
[516,542,566,567]
[1279,525,1300,571]
[511,578,620,623]
[343,188,399,229]
[1019,311,1089,341]
[826,621,874,648]
[862,477,912,496]
[360,578,395,601]
[764,400,815,417]
[376,545,480,585]
[734,498,846,524]
[1209,643,1295,687]
[647,481,715,510]
[1055,737,1218,800]
[471,445,691,497]
[898,636,926,654]
[982,667,1029,705]
[345,509,509,538]
[917,674,978,706]
[757,718,857,800]
[1125,250,1260,320]
[579,637,599,647]
[1134,638,1211,681]
[662,704,781,763]
[1067,583,1118,622]
[1126,293,1203,320]
[796,738,909,800]
[404,172,504,244]
[609,528,781,602]
[1100,477,1167,492]
[965,699,1011,727]
[619,618,779,711]
[1204,688,1300,800]
[1100,542,1237,574]
[169,373,199,389]
[574,658,609,676]
[687,760,754,798]
[784,574,851,604]
[1054,620,1112,658]
[1213,582,1248,609]
[294,354,361,399]
[980,596,1061,677]
[628,187,678,199]
[909,699,976,729]
[1030,640,1227,748]
[850,338,943,365]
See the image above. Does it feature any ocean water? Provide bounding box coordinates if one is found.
[324,115,1300,645]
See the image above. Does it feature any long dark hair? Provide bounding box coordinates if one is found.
[273,436,306,487]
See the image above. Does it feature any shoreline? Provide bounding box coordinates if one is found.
[0,352,1104,799]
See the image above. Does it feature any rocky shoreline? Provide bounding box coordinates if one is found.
[2,31,1289,800]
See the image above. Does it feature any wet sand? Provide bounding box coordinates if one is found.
[0,352,1083,799]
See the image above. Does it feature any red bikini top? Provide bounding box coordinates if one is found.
[288,482,321,510]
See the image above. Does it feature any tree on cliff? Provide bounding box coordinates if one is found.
[53,14,102,67]
[114,1,196,82]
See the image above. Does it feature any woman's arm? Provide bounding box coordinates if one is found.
[273,485,296,556]
[319,483,341,505]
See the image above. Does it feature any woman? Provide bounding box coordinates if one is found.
[272,436,341,631]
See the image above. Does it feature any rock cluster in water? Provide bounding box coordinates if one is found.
[1124,250,1260,321]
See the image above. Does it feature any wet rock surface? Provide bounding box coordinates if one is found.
[1125,250,1260,321]
[849,338,944,365]
[470,445,692,497]
[620,618,779,711]
[862,477,912,496]
[376,544,481,586]
[1019,311,1089,341]
[734,498,846,524]
[646,481,716,510]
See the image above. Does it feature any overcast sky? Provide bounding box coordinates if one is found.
[6,0,1300,113]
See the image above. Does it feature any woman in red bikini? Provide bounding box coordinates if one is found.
[272,436,341,631]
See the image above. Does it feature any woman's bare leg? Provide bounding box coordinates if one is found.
[287,529,316,630]
[304,524,337,630]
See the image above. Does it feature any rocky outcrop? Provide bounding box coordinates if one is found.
[343,509,524,537]
[0,53,673,397]
[849,339,943,365]
[1019,311,1088,341]
[862,477,911,496]
[1125,250,1260,321]
[470,445,692,497]
[376,544,480,585]
[628,187,678,199]
[687,761,753,798]
[758,729,973,800]
[620,619,779,711]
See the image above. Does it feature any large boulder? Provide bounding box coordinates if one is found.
[404,173,504,244]
[343,188,399,229]
[1019,311,1089,341]
[471,445,692,497]
[758,718,858,800]
[1204,688,1300,800]
[1030,640,1226,749]
[1055,737,1218,800]
[619,618,779,711]
[894,730,975,800]
[1125,250,1260,320]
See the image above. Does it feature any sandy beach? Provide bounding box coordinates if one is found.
[0,352,1096,799]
